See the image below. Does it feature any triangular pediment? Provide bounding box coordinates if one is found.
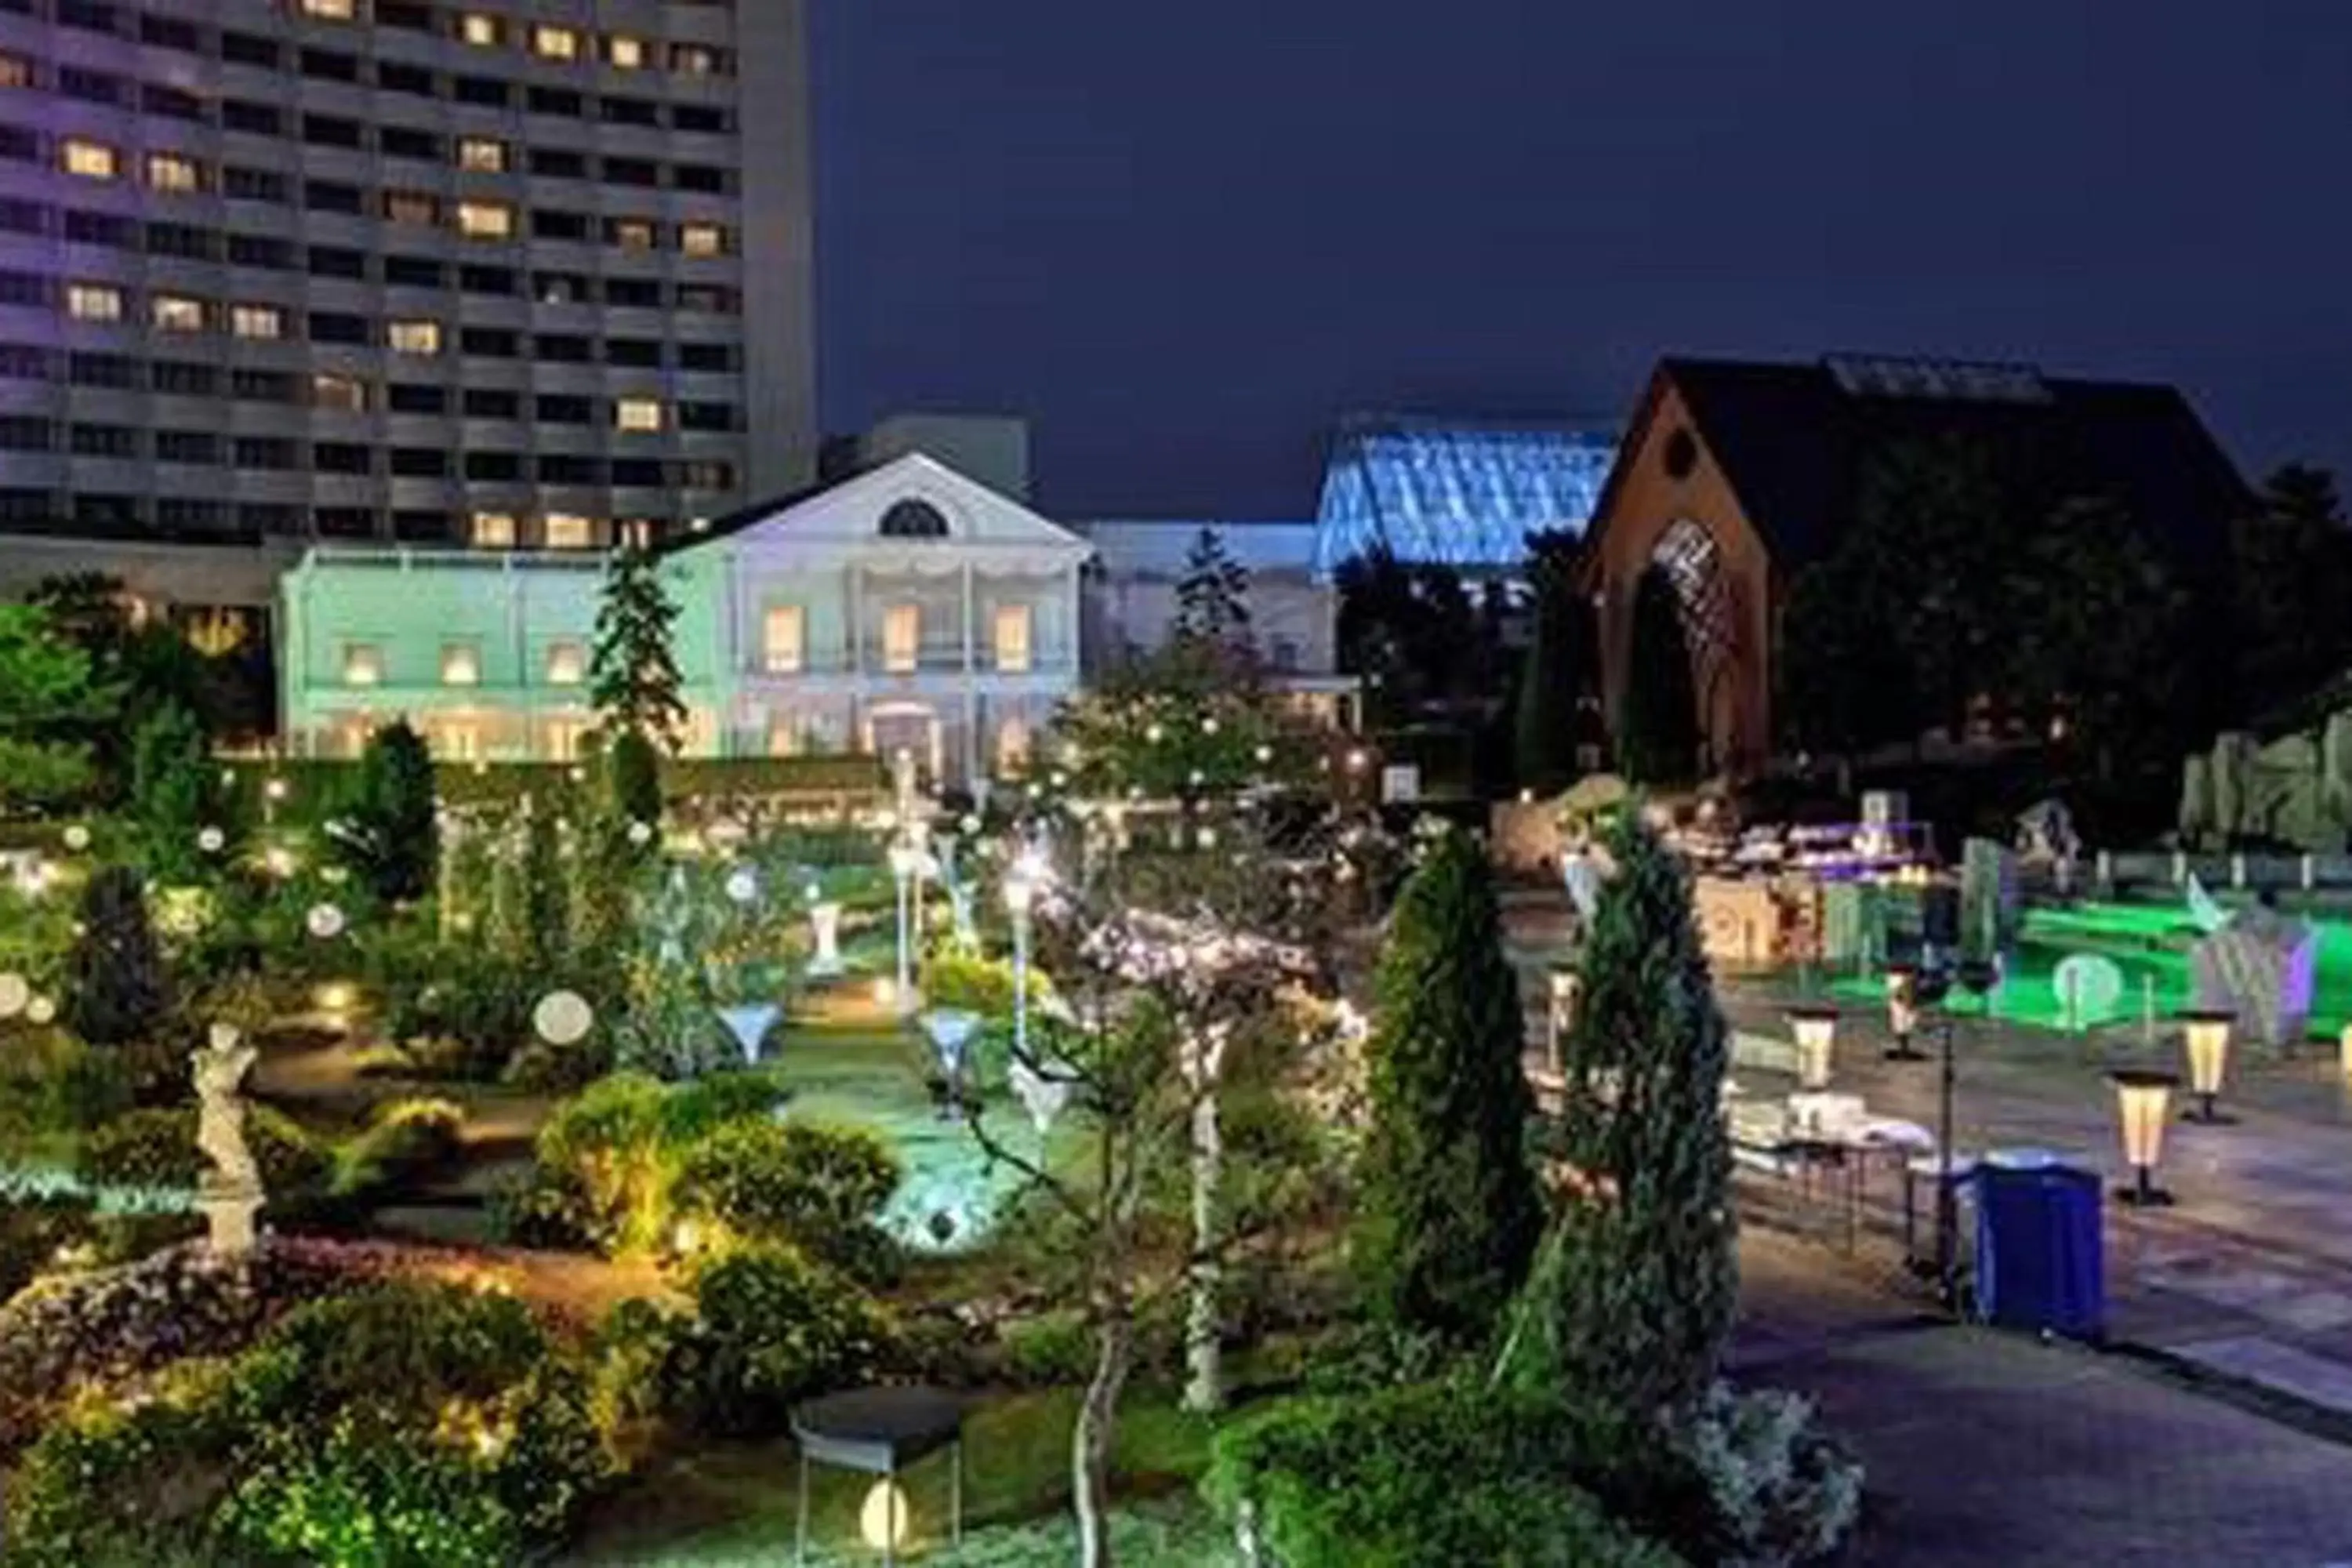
[709,453,1091,564]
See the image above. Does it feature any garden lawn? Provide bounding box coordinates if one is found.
[776,1020,1082,1253]
[575,1384,1225,1565]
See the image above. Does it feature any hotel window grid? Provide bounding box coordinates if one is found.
[151,295,205,333]
[470,511,517,547]
[145,152,200,193]
[763,604,804,673]
[440,642,481,687]
[532,25,580,61]
[543,514,592,549]
[883,605,920,674]
[545,641,586,685]
[387,319,441,355]
[299,0,357,19]
[230,304,284,340]
[342,643,383,687]
[459,13,502,47]
[456,201,514,240]
[60,138,117,180]
[680,223,727,258]
[457,138,508,174]
[312,373,367,412]
[606,34,647,70]
[615,397,662,433]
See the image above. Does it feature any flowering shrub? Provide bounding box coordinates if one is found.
[1679,1382,1864,1567]
[4,1277,616,1565]
[0,1238,409,1452]
[672,1119,903,1282]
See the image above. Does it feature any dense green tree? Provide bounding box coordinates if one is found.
[2007,495,2190,770]
[333,720,439,904]
[1616,566,1702,785]
[1514,538,1595,794]
[1352,829,1541,1348]
[2231,463,2352,711]
[0,604,111,814]
[604,728,663,829]
[65,866,172,1047]
[1495,808,1734,1417]
[520,799,570,974]
[1172,527,1253,652]
[129,701,222,881]
[1056,638,1298,804]
[589,543,688,753]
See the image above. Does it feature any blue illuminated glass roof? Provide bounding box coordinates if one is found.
[1312,416,1618,573]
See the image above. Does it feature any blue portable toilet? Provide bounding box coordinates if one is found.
[1972,1158,2104,1340]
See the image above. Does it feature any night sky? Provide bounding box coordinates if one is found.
[811,1,2352,519]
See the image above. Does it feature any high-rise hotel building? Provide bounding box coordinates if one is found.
[0,0,814,563]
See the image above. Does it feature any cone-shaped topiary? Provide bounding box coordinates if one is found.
[1494,806,1735,1418]
[1352,829,1542,1348]
[336,720,438,904]
[65,865,172,1047]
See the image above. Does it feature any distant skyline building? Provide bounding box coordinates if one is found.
[1311,414,1619,575]
[0,0,815,559]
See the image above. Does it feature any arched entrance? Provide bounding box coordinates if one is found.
[1648,519,1748,771]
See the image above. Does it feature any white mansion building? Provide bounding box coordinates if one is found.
[278,452,1353,784]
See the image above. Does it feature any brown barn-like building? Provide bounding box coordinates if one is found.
[1580,354,2250,776]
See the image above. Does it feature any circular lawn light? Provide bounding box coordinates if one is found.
[306,903,347,939]
[197,826,225,854]
[725,866,760,905]
[534,990,595,1046]
[0,973,27,1018]
[61,825,89,852]
[25,994,55,1025]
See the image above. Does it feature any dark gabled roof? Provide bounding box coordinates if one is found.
[1606,355,2252,572]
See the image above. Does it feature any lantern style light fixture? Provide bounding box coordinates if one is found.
[1882,964,1927,1062]
[860,1478,911,1553]
[887,840,922,1016]
[2177,1009,2236,1124]
[1004,851,1045,1061]
[1788,1004,1838,1091]
[2110,1069,2180,1207]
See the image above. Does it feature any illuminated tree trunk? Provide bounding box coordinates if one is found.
[1183,1081,1224,1414]
[1073,1287,1133,1568]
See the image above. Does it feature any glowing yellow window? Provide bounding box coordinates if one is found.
[606,34,646,69]
[387,319,441,355]
[146,152,201,192]
[614,397,662,433]
[457,138,507,173]
[543,514,593,549]
[544,717,588,761]
[65,283,122,321]
[60,138,118,180]
[459,13,501,45]
[299,0,356,18]
[993,604,1033,673]
[342,643,383,687]
[763,605,804,674]
[230,304,284,340]
[470,510,516,547]
[0,52,31,89]
[438,723,482,761]
[766,718,800,757]
[544,640,586,685]
[456,201,514,239]
[151,294,205,332]
[441,642,481,687]
[679,223,726,258]
[996,716,1032,772]
[883,604,920,674]
[531,25,579,60]
[609,219,656,252]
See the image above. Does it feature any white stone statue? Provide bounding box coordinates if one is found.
[808,901,844,976]
[192,1023,264,1254]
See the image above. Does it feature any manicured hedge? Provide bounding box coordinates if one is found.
[223,753,884,815]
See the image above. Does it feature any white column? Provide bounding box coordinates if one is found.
[961,563,980,786]
[847,561,864,677]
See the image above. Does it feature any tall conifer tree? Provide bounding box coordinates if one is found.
[1352,829,1541,1347]
[1495,807,1735,1417]
[1617,565,1702,784]
[590,542,688,753]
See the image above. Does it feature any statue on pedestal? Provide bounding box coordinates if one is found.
[192,1023,263,1254]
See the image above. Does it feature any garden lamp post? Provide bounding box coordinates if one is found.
[1883,964,1927,1062]
[2111,1069,2181,1206]
[887,840,920,1016]
[1004,858,1038,1062]
[1788,1004,1838,1091]
[2178,1009,2237,1124]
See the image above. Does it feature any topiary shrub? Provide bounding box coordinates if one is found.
[212,1408,528,1568]
[1204,1381,1681,1568]
[336,1098,467,1200]
[670,1243,892,1436]
[672,1120,902,1282]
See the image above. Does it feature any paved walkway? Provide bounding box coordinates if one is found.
[1502,886,2352,1440]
